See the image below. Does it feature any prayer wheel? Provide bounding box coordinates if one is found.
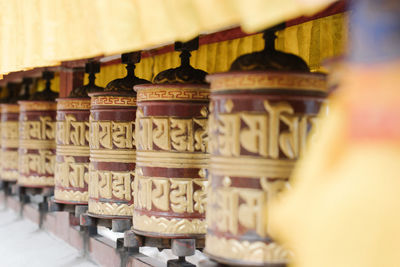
[18,71,58,188]
[88,52,149,218]
[54,62,102,204]
[204,27,327,266]
[1,79,31,182]
[0,82,20,181]
[133,39,209,238]
[0,84,11,180]
[1,104,20,181]
[0,85,7,179]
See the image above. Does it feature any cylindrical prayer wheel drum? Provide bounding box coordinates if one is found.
[133,83,210,238]
[55,98,91,204]
[0,82,24,182]
[132,39,210,238]
[87,52,148,219]
[88,91,137,218]
[204,71,326,265]
[1,104,20,181]
[54,61,102,205]
[18,101,57,188]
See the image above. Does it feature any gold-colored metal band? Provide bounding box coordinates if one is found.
[209,72,326,93]
[18,175,54,186]
[133,213,206,234]
[1,170,19,181]
[19,101,57,111]
[136,87,210,102]
[136,151,209,168]
[90,96,136,107]
[1,104,19,113]
[1,139,19,148]
[205,234,289,264]
[56,145,90,157]
[57,99,91,110]
[88,200,133,216]
[19,139,56,149]
[90,149,136,163]
[54,189,88,202]
[210,156,294,178]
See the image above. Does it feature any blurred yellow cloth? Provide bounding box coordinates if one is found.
[0,0,335,75]
[270,61,400,267]
[92,13,346,86]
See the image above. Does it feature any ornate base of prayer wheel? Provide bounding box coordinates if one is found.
[1,104,20,181]
[55,98,91,205]
[204,71,326,266]
[88,92,136,219]
[133,84,209,238]
[18,101,57,188]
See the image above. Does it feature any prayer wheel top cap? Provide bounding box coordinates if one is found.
[18,100,57,111]
[69,61,104,98]
[152,38,208,84]
[206,71,327,94]
[230,24,310,72]
[0,103,19,113]
[31,71,58,101]
[134,83,209,102]
[104,52,149,94]
[56,98,91,111]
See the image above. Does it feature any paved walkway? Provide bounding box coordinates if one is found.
[0,207,98,267]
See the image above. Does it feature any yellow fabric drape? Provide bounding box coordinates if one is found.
[0,0,335,76]
[89,13,346,87]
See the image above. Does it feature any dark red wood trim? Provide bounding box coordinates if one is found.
[59,67,85,97]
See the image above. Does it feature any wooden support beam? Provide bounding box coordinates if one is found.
[59,65,85,98]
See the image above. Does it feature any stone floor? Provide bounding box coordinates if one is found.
[0,207,98,267]
[0,198,207,267]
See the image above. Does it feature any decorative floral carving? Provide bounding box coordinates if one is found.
[133,213,206,234]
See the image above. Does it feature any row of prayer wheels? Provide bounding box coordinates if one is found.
[0,28,327,266]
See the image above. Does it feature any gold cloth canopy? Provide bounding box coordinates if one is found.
[0,0,335,75]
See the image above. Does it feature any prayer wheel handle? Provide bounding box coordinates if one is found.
[6,82,21,103]
[122,51,140,78]
[104,51,149,93]
[263,23,285,53]
[231,23,309,72]
[154,37,207,84]
[85,60,100,88]
[42,70,55,94]
[21,77,33,100]
[175,37,199,68]
[30,70,58,101]
[69,60,103,97]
